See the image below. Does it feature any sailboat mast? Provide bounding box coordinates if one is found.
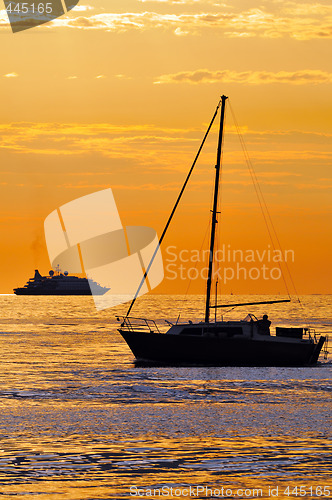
[204,95,228,323]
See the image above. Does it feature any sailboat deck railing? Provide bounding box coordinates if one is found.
[117,316,161,334]
[323,334,329,359]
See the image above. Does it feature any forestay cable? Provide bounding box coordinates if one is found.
[125,99,222,318]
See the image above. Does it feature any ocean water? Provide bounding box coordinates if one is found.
[0,294,331,500]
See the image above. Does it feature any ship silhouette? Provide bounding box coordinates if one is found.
[14,268,109,296]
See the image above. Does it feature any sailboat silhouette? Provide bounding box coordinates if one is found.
[117,96,327,366]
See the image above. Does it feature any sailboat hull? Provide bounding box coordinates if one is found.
[119,330,325,366]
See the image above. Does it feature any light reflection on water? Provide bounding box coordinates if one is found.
[0,295,331,499]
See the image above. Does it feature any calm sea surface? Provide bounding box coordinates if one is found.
[0,295,331,500]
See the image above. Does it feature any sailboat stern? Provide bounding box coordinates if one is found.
[308,335,327,364]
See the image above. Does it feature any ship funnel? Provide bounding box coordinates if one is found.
[34,270,43,280]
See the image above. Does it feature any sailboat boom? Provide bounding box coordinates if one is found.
[210,299,291,309]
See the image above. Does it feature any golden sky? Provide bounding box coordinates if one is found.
[0,0,331,294]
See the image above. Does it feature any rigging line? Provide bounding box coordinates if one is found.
[195,151,223,304]
[125,99,222,319]
[230,104,301,303]
[215,149,223,301]
[231,110,302,306]
[183,161,217,314]
[228,100,293,300]
[238,136,292,300]
[184,148,217,301]
[183,217,212,299]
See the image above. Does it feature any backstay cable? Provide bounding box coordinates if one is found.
[228,100,300,303]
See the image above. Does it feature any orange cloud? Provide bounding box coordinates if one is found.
[21,3,332,41]
[1,123,331,168]
[154,69,332,85]
[3,72,19,78]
